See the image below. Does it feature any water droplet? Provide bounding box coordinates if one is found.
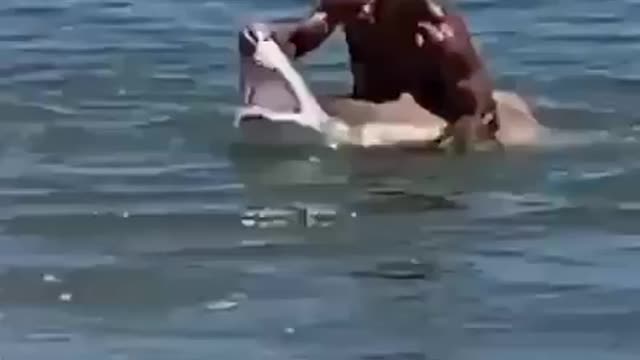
[205,300,238,311]
[118,88,127,96]
[59,293,73,302]
[350,212,358,218]
[122,211,130,219]
[284,327,296,334]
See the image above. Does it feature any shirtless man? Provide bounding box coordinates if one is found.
[282,0,499,150]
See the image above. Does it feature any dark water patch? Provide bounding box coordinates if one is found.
[468,248,526,259]
[617,241,640,253]
[530,310,640,334]
[0,5,69,17]
[471,203,612,231]
[529,254,596,267]
[352,189,463,215]
[607,74,640,92]
[0,32,47,43]
[351,260,437,281]
[99,0,133,10]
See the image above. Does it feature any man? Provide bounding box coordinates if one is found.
[283,0,499,150]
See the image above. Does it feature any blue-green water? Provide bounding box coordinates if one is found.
[2,0,640,359]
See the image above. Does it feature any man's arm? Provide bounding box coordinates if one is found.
[420,12,494,112]
[288,12,337,58]
[416,10,498,151]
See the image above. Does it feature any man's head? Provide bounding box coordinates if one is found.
[316,0,373,23]
[316,0,446,26]
[373,0,446,24]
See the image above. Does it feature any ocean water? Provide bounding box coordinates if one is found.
[2,0,640,359]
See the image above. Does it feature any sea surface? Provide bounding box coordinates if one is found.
[2,0,640,359]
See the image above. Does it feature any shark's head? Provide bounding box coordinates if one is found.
[238,23,301,114]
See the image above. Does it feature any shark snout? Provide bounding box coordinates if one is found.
[239,24,275,57]
[239,27,258,57]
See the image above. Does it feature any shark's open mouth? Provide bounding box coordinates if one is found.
[238,24,301,115]
[234,22,455,148]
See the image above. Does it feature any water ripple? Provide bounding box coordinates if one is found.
[0,0,640,358]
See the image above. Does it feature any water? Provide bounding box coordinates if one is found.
[1,0,640,358]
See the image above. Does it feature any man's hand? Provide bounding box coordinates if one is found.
[416,21,454,46]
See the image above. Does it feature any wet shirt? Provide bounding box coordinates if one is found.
[343,17,452,120]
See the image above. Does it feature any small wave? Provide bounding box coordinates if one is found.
[535,128,614,149]
[2,5,69,17]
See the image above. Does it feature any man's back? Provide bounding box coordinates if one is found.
[343,15,442,104]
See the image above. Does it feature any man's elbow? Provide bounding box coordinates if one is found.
[289,12,335,58]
